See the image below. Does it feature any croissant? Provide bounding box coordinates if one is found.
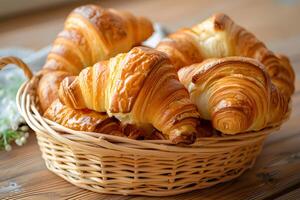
[58,47,200,144]
[157,13,295,97]
[37,5,153,112]
[44,99,145,139]
[178,57,289,134]
[44,99,120,134]
[37,70,71,112]
[44,4,154,74]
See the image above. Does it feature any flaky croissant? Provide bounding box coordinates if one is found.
[37,4,154,112]
[37,70,71,112]
[157,13,294,97]
[44,99,145,139]
[44,99,121,134]
[44,4,154,74]
[58,47,200,144]
[178,57,289,134]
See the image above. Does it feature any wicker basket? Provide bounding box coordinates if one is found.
[2,57,279,196]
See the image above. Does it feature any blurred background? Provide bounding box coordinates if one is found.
[0,0,299,56]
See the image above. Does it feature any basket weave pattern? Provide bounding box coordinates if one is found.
[15,79,277,196]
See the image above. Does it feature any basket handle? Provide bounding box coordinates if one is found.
[0,56,33,79]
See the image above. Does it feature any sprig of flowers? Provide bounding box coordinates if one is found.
[0,68,29,151]
[0,126,29,151]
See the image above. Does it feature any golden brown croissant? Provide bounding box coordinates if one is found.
[44,4,154,74]
[157,13,294,96]
[178,57,289,134]
[58,47,200,144]
[44,99,145,139]
[44,99,121,134]
[37,4,154,112]
[37,70,71,112]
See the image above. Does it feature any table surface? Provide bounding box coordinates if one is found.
[1,0,300,199]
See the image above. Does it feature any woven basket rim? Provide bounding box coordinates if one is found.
[17,80,279,155]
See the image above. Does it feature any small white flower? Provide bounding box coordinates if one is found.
[24,132,29,138]
[20,136,26,144]
[15,138,23,146]
[5,144,12,151]
[20,126,29,132]
[15,136,27,146]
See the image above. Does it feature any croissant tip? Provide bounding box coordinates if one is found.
[212,13,231,31]
[213,13,229,18]
[170,132,196,145]
[58,76,76,105]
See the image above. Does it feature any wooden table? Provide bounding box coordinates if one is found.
[1,0,300,199]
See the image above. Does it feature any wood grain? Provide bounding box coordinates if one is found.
[0,0,300,199]
[275,187,300,200]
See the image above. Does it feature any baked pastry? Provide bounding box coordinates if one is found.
[37,70,71,112]
[44,99,122,134]
[44,99,145,139]
[178,57,289,134]
[38,5,154,138]
[37,4,154,112]
[44,4,154,74]
[58,47,200,144]
[157,13,294,134]
[156,13,294,97]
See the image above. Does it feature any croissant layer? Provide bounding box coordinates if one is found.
[44,99,121,134]
[37,70,71,113]
[44,99,147,139]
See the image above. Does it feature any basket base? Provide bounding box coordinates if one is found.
[37,131,265,196]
